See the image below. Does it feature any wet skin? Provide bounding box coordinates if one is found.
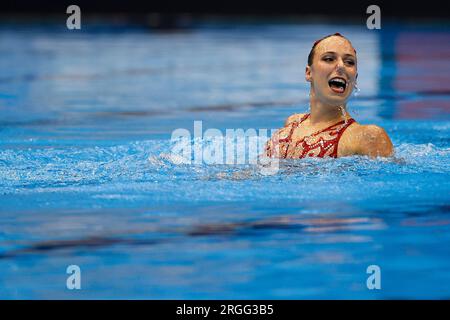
[268,35,394,158]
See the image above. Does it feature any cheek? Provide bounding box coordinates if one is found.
[314,63,334,77]
[348,67,357,78]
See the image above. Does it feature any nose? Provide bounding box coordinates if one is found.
[335,58,345,72]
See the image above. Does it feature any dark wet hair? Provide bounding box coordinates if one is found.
[307,33,356,66]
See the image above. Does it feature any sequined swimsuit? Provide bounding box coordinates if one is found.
[265,113,356,159]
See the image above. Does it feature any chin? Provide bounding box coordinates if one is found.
[315,88,352,107]
[324,95,350,107]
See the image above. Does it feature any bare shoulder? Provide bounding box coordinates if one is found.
[351,123,394,158]
[284,113,306,127]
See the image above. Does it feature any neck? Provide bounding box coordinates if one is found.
[309,94,348,125]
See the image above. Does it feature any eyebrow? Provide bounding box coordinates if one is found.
[321,51,356,58]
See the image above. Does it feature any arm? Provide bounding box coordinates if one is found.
[356,125,394,158]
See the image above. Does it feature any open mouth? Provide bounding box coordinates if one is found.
[328,77,347,94]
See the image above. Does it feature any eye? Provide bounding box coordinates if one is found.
[345,60,355,66]
[323,57,334,62]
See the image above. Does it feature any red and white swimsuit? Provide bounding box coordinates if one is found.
[265,113,356,159]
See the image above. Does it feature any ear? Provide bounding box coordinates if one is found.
[305,66,312,82]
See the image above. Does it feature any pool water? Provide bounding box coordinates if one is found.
[0,21,449,299]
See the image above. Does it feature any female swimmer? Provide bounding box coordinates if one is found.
[265,33,393,159]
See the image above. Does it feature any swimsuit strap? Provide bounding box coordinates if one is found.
[298,113,310,124]
[330,117,356,157]
[283,113,310,142]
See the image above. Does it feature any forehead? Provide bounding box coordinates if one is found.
[315,36,356,56]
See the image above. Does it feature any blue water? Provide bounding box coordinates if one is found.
[1,21,450,299]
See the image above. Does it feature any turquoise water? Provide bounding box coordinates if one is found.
[0,22,450,299]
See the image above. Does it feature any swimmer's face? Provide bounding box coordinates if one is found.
[305,36,357,106]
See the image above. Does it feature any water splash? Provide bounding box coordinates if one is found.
[1,138,448,198]
[338,105,349,127]
[353,83,361,97]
